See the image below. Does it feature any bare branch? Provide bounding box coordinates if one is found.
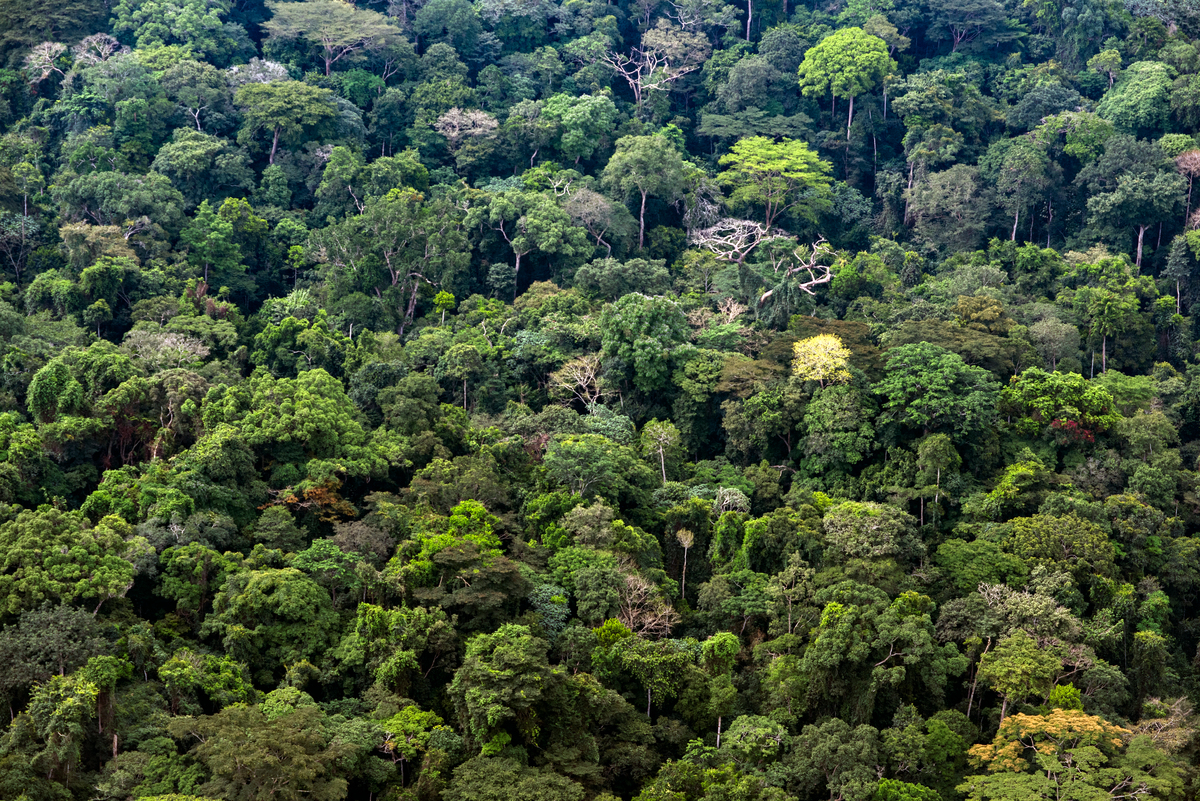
[688,217,788,264]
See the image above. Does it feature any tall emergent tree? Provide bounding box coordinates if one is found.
[797,27,895,137]
[718,137,832,228]
[234,80,337,164]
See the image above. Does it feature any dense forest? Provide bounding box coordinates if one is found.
[4,0,1200,798]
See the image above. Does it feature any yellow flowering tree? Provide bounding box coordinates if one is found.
[791,334,852,388]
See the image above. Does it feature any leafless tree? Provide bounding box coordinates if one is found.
[688,218,788,264]
[24,42,67,84]
[434,108,499,148]
[73,34,129,67]
[122,329,212,371]
[549,354,608,408]
[618,571,680,638]
[717,296,749,323]
[599,21,711,116]
[1131,697,1197,754]
[714,487,751,513]
[758,236,835,306]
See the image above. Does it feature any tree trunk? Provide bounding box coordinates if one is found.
[270,125,281,164]
[1177,279,1181,314]
[513,251,522,300]
[716,716,723,748]
[638,189,648,250]
[1011,207,1019,241]
[659,449,667,483]
[680,546,688,600]
[745,0,752,39]
[647,688,652,717]
[1136,224,1147,268]
[846,93,854,138]
[1102,334,1107,374]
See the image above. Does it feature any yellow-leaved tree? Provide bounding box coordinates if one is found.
[792,334,852,388]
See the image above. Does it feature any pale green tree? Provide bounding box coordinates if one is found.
[718,136,832,228]
[797,27,895,136]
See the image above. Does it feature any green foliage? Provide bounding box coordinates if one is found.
[1,3,1200,799]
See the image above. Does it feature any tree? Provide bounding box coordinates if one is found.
[995,139,1050,242]
[926,0,1016,53]
[180,200,241,285]
[200,569,341,683]
[975,631,1061,721]
[599,21,712,118]
[916,434,959,510]
[1088,49,1122,89]
[718,137,832,229]
[701,632,740,745]
[960,710,1181,801]
[234,81,337,164]
[541,93,619,164]
[145,125,255,208]
[0,0,107,69]
[1027,319,1080,370]
[1086,169,1184,268]
[999,368,1119,442]
[52,171,187,232]
[466,189,588,299]
[0,509,148,617]
[785,718,881,801]
[598,293,689,393]
[0,606,107,717]
[1097,61,1173,137]
[1005,514,1115,579]
[797,27,894,136]
[905,165,990,253]
[641,419,681,484]
[111,0,252,64]
[169,705,348,801]
[822,502,915,562]
[802,383,878,472]
[449,624,554,748]
[1174,149,1200,224]
[615,636,694,716]
[443,757,584,801]
[565,188,633,256]
[22,41,66,84]
[543,433,657,504]
[1075,282,1141,372]
[160,59,234,133]
[873,342,1000,440]
[601,135,689,250]
[792,334,852,388]
[263,0,401,75]
[315,188,468,335]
